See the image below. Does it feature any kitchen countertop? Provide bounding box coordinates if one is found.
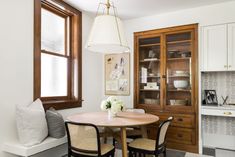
[202,104,235,110]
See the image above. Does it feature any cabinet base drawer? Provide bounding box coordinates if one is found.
[154,113,195,128]
[167,127,196,145]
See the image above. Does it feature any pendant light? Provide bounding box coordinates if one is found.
[86,0,129,53]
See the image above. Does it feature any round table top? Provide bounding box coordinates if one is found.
[67,111,159,127]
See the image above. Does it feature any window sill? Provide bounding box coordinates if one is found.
[42,99,83,110]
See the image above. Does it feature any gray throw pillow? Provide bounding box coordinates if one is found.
[46,108,65,138]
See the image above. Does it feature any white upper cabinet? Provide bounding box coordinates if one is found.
[201,23,235,71]
[228,23,235,71]
[201,24,227,71]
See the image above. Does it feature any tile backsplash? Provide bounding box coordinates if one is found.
[201,72,235,104]
[202,116,235,136]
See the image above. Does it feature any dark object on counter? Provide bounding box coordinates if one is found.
[222,96,228,105]
[204,90,218,105]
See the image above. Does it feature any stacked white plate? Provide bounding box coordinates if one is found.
[173,71,189,77]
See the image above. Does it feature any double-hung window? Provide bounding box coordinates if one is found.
[34,0,82,110]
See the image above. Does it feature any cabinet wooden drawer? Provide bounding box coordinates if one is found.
[158,114,195,128]
[167,127,195,145]
[172,115,194,128]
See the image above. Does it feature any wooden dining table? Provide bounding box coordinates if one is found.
[67,111,159,157]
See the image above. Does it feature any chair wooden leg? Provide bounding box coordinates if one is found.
[163,148,166,157]
[112,138,116,146]
[67,150,71,157]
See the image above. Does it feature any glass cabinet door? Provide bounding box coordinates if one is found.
[165,32,192,108]
[138,36,161,107]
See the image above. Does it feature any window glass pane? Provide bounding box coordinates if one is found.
[41,53,68,97]
[41,8,65,54]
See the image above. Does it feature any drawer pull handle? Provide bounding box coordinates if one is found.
[177,134,183,138]
[224,112,232,115]
[177,118,183,122]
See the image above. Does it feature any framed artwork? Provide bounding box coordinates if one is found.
[204,90,218,105]
[105,53,130,95]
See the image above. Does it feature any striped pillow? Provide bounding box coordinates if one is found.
[46,108,65,138]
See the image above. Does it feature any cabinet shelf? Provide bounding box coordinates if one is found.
[167,57,191,61]
[139,89,160,92]
[140,76,160,79]
[167,39,191,45]
[139,43,160,47]
[139,58,159,62]
[147,76,161,78]
[168,75,190,78]
[167,89,191,92]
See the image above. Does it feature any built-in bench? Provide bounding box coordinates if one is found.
[3,136,67,157]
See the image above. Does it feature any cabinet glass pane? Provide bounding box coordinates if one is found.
[41,8,65,55]
[138,37,161,106]
[41,53,68,97]
[166,32,192,107]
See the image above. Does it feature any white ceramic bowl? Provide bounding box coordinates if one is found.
[175,70,186,74]
[173,80,188,89]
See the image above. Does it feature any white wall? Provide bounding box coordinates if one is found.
[0,0,103,157]
[123,0,235,154]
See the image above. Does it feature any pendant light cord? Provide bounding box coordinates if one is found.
[106,0,111,15]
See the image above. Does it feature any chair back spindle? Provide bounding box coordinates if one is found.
[156,117,173,149]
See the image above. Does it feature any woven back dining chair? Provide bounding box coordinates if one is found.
[112,108,146,146]
[128,117,173,157]
[125,108,145,139]
[65,121,115,157]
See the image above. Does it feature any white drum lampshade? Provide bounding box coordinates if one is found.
[86,14,129,53]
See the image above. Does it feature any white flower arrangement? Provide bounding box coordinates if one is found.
[101,96,125,115]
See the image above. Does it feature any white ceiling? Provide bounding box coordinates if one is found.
[64,0,235,20]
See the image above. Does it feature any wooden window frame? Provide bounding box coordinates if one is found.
[34,0,82,110]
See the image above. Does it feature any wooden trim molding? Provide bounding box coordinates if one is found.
[34,0,82,110]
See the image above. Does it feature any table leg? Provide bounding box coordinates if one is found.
[140,126,148,138]
[120,127,128,157]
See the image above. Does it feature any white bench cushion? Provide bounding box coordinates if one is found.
[3,136,67,157]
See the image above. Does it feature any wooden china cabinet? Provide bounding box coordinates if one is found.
[134,24,198,153]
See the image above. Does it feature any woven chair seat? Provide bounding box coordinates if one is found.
[72,144,114,156]
[128,138,156,151]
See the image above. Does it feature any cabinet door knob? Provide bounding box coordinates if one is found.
[224,65,227,68]
[177,118,183,122]
[224,112,232,115]
[229,65,232,68]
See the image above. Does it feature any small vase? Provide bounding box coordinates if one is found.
[108,110,117,119]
